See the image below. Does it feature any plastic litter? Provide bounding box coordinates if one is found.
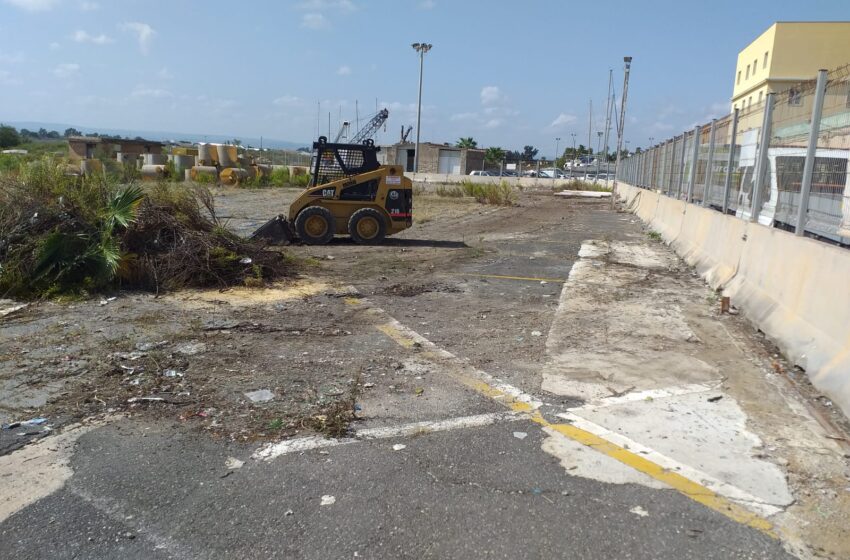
[320,495,336,506]
[245,389,275,403]
[162,369,183,378]
[513,431,528,440]
[629,506,649,517]
[531,331,542,337]
[392,444,406,451]
[225,457,244,470]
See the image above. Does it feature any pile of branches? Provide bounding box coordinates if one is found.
[0,157,290,299]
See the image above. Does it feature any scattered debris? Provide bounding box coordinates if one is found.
[99,297,117,306]
[284,509,294,516]
[320,495,336,506]
[2,418,47,430]
[0,302,28,317]
[707,395,723,403]
[720,296,730,314]
[392,443,406,451]
[136,340,168,352]
[629,506,649,517]
[162,369,183,378]
[414,387,425,396]
[363,382,375,389]
[127,396,165,403]
[513,431,528,440]
[225,457,245,470]
[531,330,542,337]
[176,342,207,356]
[245,389,275,403]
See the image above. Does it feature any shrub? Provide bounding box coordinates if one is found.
[269,166,290,187]
[0,157,291,298]
[458,180,517,206]
[435,185,464,197]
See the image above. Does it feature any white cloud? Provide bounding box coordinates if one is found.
[273,95,301,106]
[53,62,80,79]
[120,22,155,54]
[297,0,356,12]
[419,0,436,8]
[480,85,504,106]
[0,51,24,63]
[450,112,478,121]
[0,69,22,86]
[484,119,502,129]
[48,42,60,50]
[3,0,58,12]
[157,67,173,79]
[336,65,351,76]
[301,13,328,29]
[72,30,113,45]
[79,0,98,10]
[131,86,172,98]
[550,113,577,128]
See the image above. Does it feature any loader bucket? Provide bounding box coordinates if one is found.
[250,215,295,245]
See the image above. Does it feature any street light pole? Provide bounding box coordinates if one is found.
[554,137,561,182]
[411,42,432,174]
[596,130,603,181]
[612,56,632,209]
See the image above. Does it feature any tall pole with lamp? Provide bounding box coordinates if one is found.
[612,56,632,209]
[411,42,433,173]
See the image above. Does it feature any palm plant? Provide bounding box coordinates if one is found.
[456,137,478,149]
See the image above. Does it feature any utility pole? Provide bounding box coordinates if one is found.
[554,137,561,182]
[602,69,613,186]
[586,99,592,180]
[411,42,433,173]
[612,56,632,209]
[596,131,603,181]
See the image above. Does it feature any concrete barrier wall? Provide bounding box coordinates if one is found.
[410,172,602,190]
[616,182,850,418]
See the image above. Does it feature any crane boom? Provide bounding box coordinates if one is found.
[351,108,389,144]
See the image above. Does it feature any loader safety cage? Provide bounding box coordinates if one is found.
[310,136,381,186]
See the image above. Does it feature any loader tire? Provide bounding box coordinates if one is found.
[348,208,386,245]
[295,206,335,245]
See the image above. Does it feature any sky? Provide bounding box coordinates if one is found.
[1,0,848,154]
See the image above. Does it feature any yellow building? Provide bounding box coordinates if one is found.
[731,21,850,113]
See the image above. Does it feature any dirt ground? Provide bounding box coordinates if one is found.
[3,186,850,558]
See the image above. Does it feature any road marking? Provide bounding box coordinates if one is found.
[253,412,522,461]
[565,382,720,412]
[452,273,566,283]
[347,292,777,537]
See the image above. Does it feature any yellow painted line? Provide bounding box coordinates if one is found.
[376,324,416,349]
[455,273,566,283]
[370,319,777,538]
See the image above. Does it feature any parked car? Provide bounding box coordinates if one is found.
[501,170,518,177]
[469,170,496,176]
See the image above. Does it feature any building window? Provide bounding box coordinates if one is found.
[789,88,802,106]
[753,59,757,73]
[748,96,752,108]
[745,64,750,79]
[764,51,769,68]
[758,91,763,104]
[737,71,741,85]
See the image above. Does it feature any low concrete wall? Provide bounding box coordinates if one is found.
[410,172,603,190]
[616,182,850,418]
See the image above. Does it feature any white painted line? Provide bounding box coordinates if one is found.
[567,382,720,412]
[556,411,784,516]
[253,411,523,461]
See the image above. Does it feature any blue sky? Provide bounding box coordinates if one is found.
[1,0,848,153]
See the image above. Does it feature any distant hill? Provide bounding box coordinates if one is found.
[3,121,309,151]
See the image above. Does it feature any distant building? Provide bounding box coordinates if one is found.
[381,142,485,174]
[67,136,164,160]
[732,21,850,113]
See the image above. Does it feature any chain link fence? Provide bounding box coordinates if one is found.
[619,65,850,246]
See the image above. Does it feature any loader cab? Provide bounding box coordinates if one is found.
[310,136,381,187]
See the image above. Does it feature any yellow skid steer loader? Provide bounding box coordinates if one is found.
[251,137,413,245]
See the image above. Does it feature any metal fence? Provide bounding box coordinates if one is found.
[618,65,850,246]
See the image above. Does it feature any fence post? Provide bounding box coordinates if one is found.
[795,69,829,235]
[677,133,687,199]
[722,108,739,213]
[702,119,717,207]
[750,93,775,222]
[687,125,701,202]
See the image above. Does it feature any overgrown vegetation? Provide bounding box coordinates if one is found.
[434,181,517,206]
[555,179,612,192]
[0,156,291,299]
